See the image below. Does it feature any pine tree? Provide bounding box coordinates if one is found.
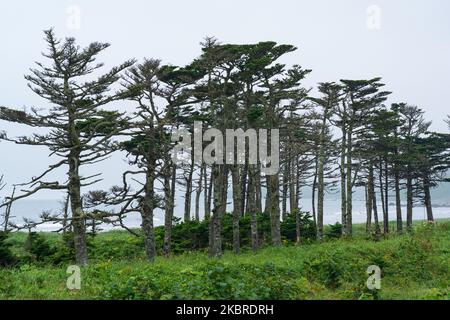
[0,29,134,265]
[310,82,342,240]
[395,104,431,231]
[117,59,200,261]
[363,108,402,235]
[333,78,390,236]
[0,231,16,267]
[414,132,450,221]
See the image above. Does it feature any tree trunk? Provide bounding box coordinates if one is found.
[340,133,347,235]
[255,168,262,213]
[378,163,385,214]
[209,164,226,257]
[372,188,381,240]
[247,166,256,215]
[312,156,318,233]
[163,163,176,256]
[267,174,281,246]
[231,165,241,254]
[295,159,301,210]
[282,162,288,219]
[3,187,16,232]
[194,163,205,221]
[365,184,372,235]
[345,129,353,236]
[378,160,387,235]
[317,148,325,241]
[423,175,434,222]
[406,173,413,231]
[184,151,195,222]
[204,166,212,220]
[248,165,259,252]
[141,159,157,262]
[289,159,297,213]
[241,160,248,216]
[221,166,228,214]
[394,171,403,233]
[369,163,381,238]
[68,147,88,266]
[384,160,389,234]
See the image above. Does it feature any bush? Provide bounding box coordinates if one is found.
[154,212,317,255]
[24,232,56,264]
[0,232,16,267]
[304,251,345,289]
[325,223,342,239]
[90,233,144,261]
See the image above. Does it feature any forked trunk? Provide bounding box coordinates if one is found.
[68,148,88,266]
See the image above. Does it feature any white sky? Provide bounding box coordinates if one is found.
[0,0,449,199]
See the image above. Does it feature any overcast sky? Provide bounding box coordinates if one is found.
[0,0,449,199]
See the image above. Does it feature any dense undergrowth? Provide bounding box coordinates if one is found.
[0,219,448,300]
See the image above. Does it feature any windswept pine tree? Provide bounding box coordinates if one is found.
[361,107,402,236]
[413,132,450,222]
[188,39,244,257]
[0,29,134,265]
[332,78,391,236]
[394,104,431,231]
[188,40,311,255]
[255,48,311,246]
[104,59,201,261]
[309,82,342,240]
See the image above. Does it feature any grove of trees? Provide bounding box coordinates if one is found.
[1,30,449,265]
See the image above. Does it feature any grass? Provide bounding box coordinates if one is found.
[0,220,448,300]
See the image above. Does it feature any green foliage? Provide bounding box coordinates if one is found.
[0,232,16,267]
[325,223,343,239]
[89,232,144,261]
[18,232,77,266]
[23,232,56,264]
[281,211,316,242]
[152,212,316,255]
[75,111,126,136]
[0,221,448,300]
[102,261,312,300]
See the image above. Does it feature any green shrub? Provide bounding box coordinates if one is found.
[0,232,16,267]
[304,251,345,289]
[100,261,315,300]
[104,275,161,300]
[24,232,56,264]
[325,223,342,239]
[281,211,316,243]
[156,212,316,255]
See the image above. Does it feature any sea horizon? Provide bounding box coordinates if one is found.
[3,197,450,232]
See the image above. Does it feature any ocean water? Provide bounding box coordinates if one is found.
[3,197,450,232]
